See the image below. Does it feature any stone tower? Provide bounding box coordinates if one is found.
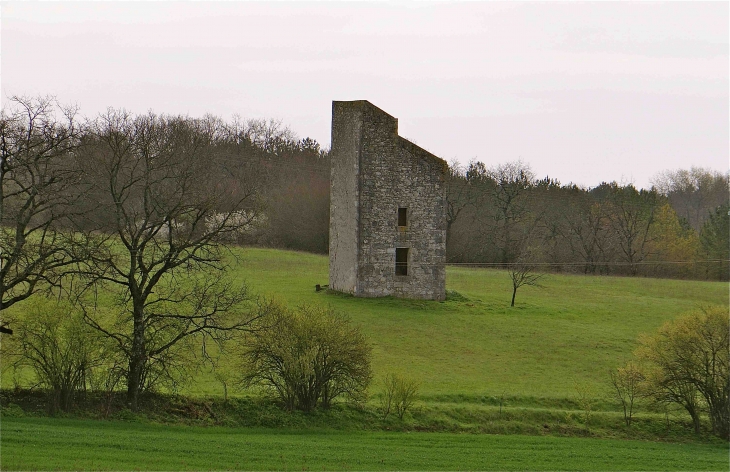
[329,100,447,300]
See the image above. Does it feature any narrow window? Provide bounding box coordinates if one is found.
[395,248,408,276]
[398,207,407,227]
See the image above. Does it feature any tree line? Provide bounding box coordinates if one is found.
[445,161,728,281]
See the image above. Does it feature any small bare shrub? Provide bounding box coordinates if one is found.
[609,361,644,427]
[380,373,419,420]
[574,382,595,429]
[88,358,126,418]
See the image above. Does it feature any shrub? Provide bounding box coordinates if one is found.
[240,304,372,411]
[636,305,729,439]
[380,373,419,420]
[5,298,108,413]
[609,361,644,427]
[573,383,595,428]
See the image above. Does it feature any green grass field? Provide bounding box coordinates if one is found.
[2,247,728,470]
[189,247,728,400]
[5,247,725,400]
[2,417,728,471]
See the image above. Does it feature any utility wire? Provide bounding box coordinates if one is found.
[355,259,729,267]
[444,260,729,267]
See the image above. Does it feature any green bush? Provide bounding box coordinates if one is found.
[636,305,729,439]
[4,298,108,413]
[1,403,25,418]
[240,304,372,411]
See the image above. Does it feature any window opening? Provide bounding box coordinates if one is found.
[395,248,409,276]
[398,207,407,227]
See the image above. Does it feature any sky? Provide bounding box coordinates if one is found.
[2,1,728,190]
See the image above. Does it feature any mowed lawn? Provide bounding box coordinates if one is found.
[3,417,728,471]
[187,247,728,399]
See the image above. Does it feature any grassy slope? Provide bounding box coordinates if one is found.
[189,247,728,400]
[2,248,729,470]
[2,246,726,401]
[3,417,728,471]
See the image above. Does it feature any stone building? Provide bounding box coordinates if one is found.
[329,100,447,300]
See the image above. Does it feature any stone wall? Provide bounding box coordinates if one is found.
[329,102,362,294]
[329,100,447,300]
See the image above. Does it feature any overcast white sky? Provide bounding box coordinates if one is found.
[2,1,727,189]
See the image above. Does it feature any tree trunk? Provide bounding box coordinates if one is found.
[503,222,511,264]
[688,407,701,434]
[127,306,146,411]
[127,358,142,411]
[511,285,517,307]
[708,397,730,440]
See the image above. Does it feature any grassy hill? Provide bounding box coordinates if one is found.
[3,246,725,402]
[187,247,727,401]
[3,247,729,470]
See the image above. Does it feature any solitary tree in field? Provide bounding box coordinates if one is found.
[79,110,265,410]
[508,247,545,307]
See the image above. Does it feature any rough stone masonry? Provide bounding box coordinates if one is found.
[329,100,447,300]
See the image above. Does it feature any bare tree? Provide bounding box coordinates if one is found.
[79,110,265,410]
[487,161,535,264]
[559,189,615,274]
[596,183,662,275]
[652,167,730,232]
[508,247,545,307]
[0,96,90,330]
[237,118,298,157]
[445,160,487,234]
[528,177,573,269]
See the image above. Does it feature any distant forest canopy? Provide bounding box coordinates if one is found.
[445,162,728,281]
[3,97,728,281]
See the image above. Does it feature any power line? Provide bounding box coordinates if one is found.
[354,259,728,267]
[444,260,729,267]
